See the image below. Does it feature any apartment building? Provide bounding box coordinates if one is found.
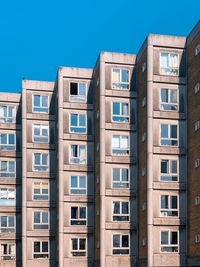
[0,21,200,267]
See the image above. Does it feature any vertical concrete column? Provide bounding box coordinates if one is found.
[22,82,27,267]
[147,42,154,267]
[58,70,64,267]
[99,54,106,267]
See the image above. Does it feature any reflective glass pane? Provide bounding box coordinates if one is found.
[161,232,168,244]
[161,89,168,102]
[79,207,86,218]
[79,115,86,126]
[79,176,86,188]
[71,114,78,126]
[161,160,168,173]
[79,83,86,96]
[113,103,120,115]
[161,125,168,138]
[71,176,77,188]
[34,96,40,107]
[113,235,120,247]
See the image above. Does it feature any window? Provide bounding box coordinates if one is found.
[0,161,15,178]
[33,95,49,113]
[195,159,200,168]
[33,124,49,143]
[112,102,129,123]
[142,62,147,72]
[33,241,48,259]
[113,234,129,255]
[195,121,200,131]
[0,189,15,206]
[160,124,178,146]
[160,53,179,75]
[160,195,178,217]
[195,44,200,56]
[70,207,87,225]
[33,211,48,230]
[0,244,15,260]
[0,106,16,123]
[70,176,87,195]
[195,234,200,243]
[33,182,49,201]
[161,231,178,252]
[195,196,200,206]
[112,136,129,155]
[71,238,86,256]
[0,216,15,233]
[33,153,49,171]
[70,82,87,102]
[70,144,86,164]
[70,114,87,134]
[160,88,178,111]
[112,68,130,90]
[194,82,200,94]
[112,202,129,221]
[112,168,129,188]
[160,159,178,182]
[0,133,15,150]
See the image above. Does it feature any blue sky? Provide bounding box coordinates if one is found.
[0,0,199,93]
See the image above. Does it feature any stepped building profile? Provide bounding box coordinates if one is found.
[0,21,200,267]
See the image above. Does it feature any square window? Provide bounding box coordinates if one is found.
[160,124,178,146]
[160,53,179,76]
[112,69,130,90]
[33,95,49,113]
[70,82,87,102]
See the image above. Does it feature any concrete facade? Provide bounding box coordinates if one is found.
[0,21,200,267]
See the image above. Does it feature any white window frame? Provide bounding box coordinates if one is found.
[160,52,179,76]
[112,135,129,155]
[71,238,86,257]
[160,159,178,182]
[195,159,200,168]
[112,201,129,222]
[33,211,49,230]
[0,106,16,123]
[0,188,15,206]
[32,153,49,172]
[0,160,16,178]
[160,195,179,217]
[33,124,49,143]
[70,206,87,226]
[195,196,200,206]
[195,44,200,56]
[32,241,49,259]
[160,124,178,147]
[0,133,16,150]
[0,215,15,233]
[195,234,200,243]
[70,175,87,195]
[194,120,200,131]
[194,82,200,94]
[111,68,130,90]
[69,82,87,103]
[160,231,179,253]
[32,95,49,113]
[160,88,179,111]
[112,102,129,123]
[69,113,87,134]
[70,144,87,164]
[112,168,129,189]
[32,182,49,201]
[112,234,130,255]
[0,243,15,261]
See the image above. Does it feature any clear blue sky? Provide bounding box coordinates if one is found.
[0,0,199,93]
